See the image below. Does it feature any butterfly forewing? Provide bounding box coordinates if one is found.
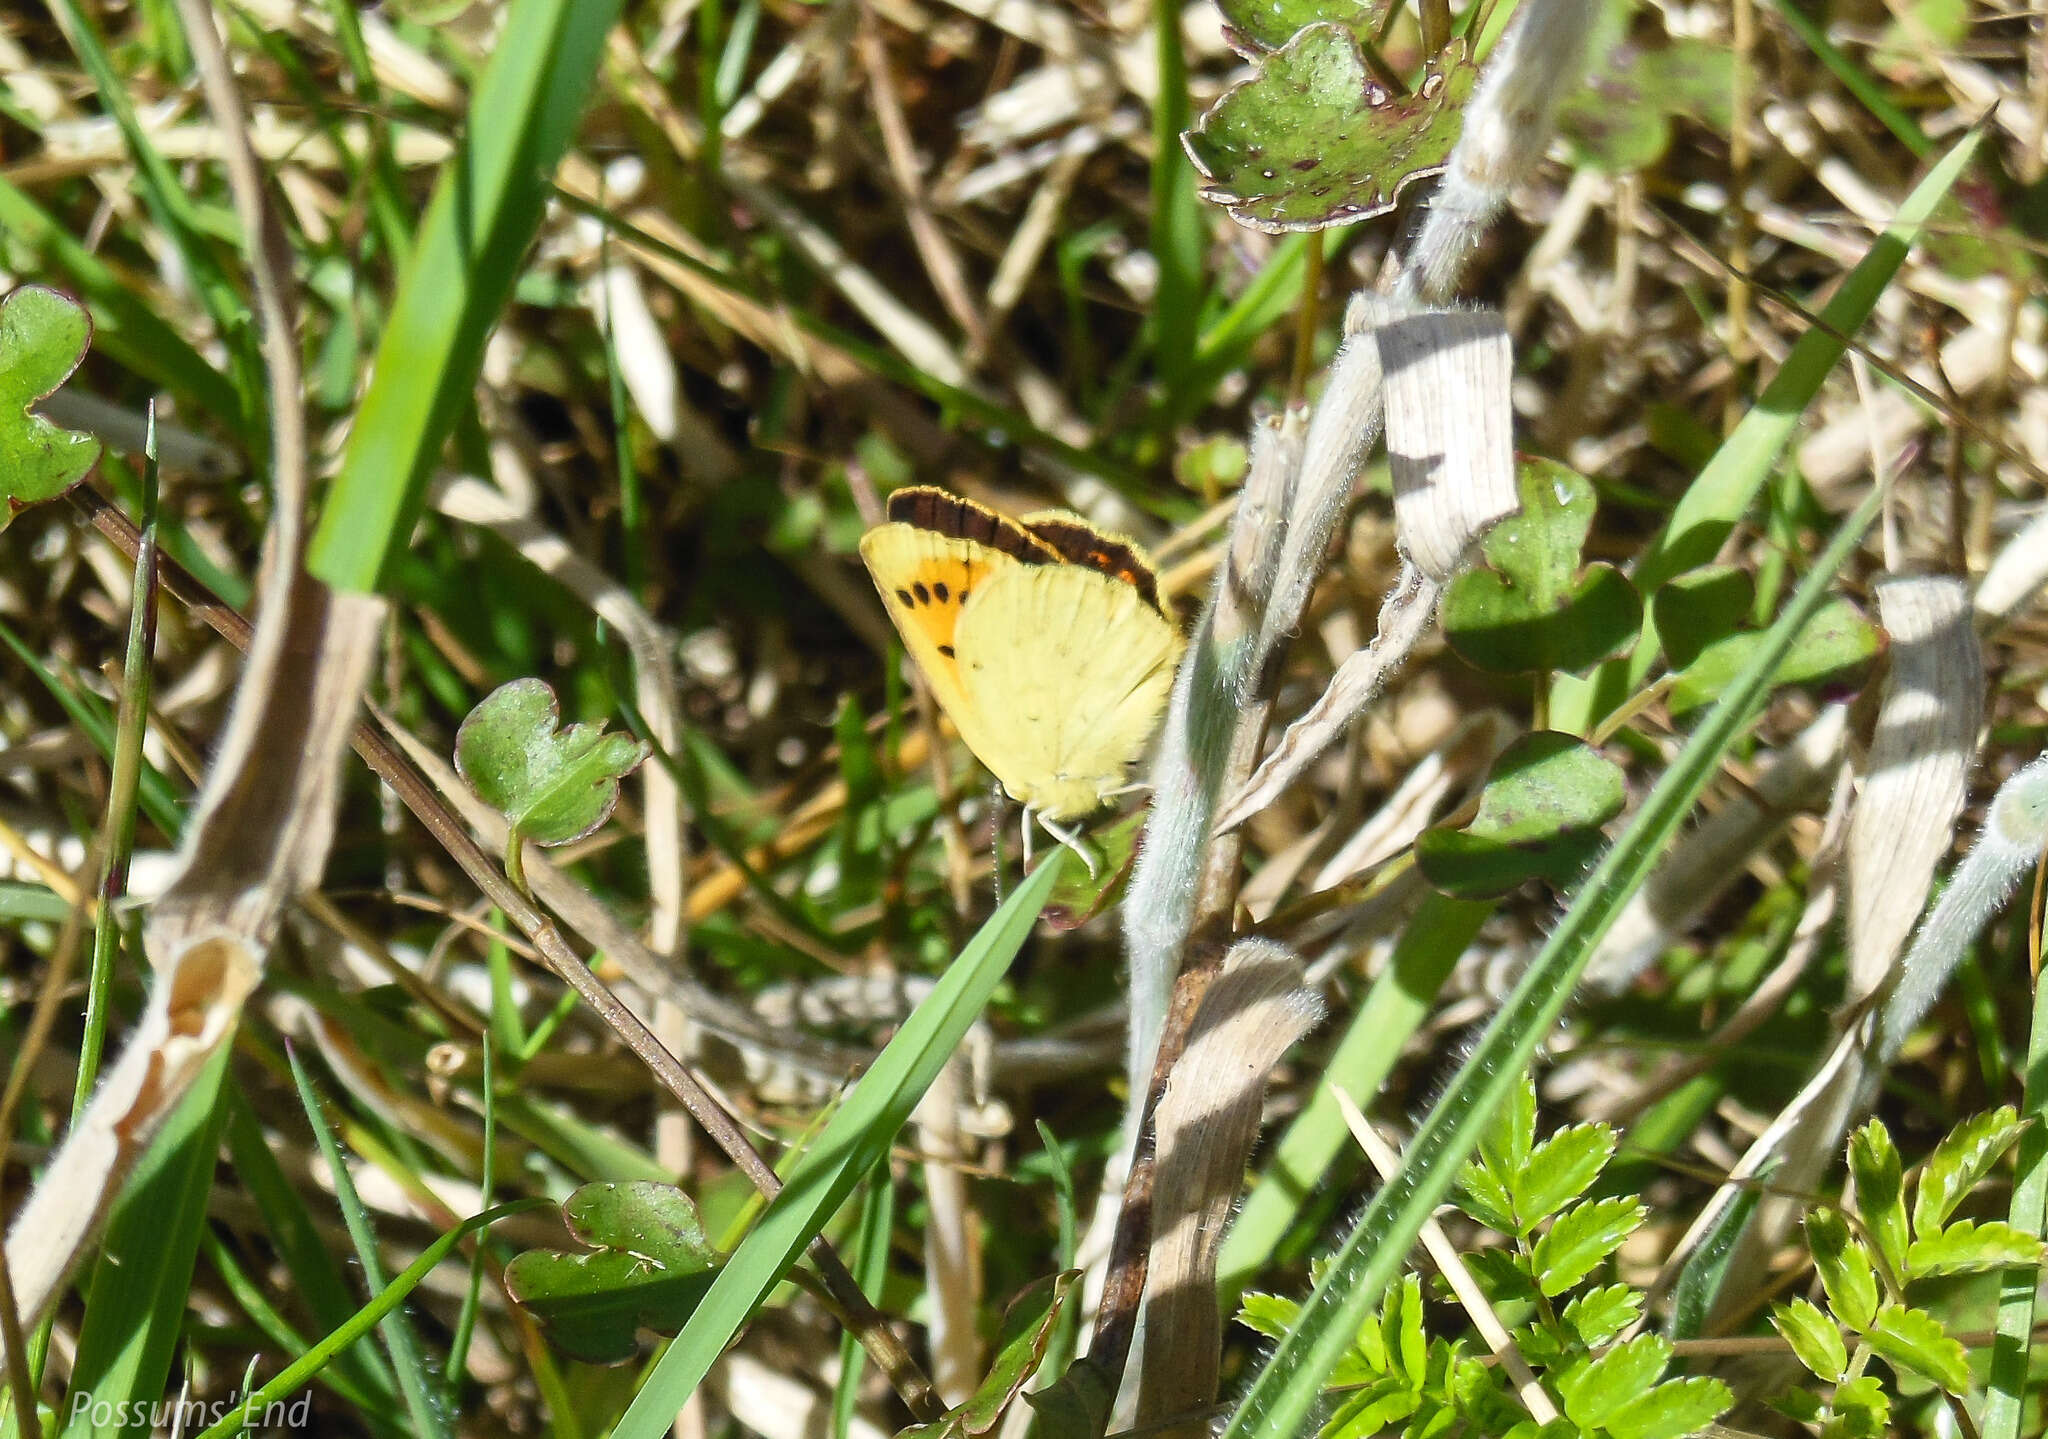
[859,522,1019,771]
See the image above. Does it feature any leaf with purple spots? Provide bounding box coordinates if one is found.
[1182,27,1477,233]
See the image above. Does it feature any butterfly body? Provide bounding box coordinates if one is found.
[859,488,1185,822]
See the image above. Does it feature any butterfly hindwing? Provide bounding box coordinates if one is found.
[951,562,1184,819]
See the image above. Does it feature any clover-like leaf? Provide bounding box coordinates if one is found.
[1442,458,1642,676]
[1863,1303,1972,1396]
[1213,0,1386,57]
[1651,564,1752,672]
[1415,732,1626,898]
[0,285,102,522]
[1556,0,1733,172]
[1913,1105,2023,1238]
[899,1273,1076,1438]
[1665,597,1879,718]
[1182,28,1477,233]
[503,1181,719,1364]
[1532,1197,1643,1297]
[456,678,650,883]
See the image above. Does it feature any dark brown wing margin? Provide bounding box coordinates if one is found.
[1020,517,1163,613]
[887,487,1058,565]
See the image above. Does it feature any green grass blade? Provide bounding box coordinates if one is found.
[1148,0,1205,400]
[1223,480,1885,1439]
[287,1047,453,1439]
[1550,124,1983,733]
[1764,0,1929,157]
[611,851,1068,1439]
[220,1092,401,1413]
[307,0,624,592]
[187,1199,549,1439]
[76,453,158,1115]
[50,0,263,430]
[62,1050,233,1439]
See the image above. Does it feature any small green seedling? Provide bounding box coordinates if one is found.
[0,285,102,521]
[504,1180,720,1364]
[1771,1110,2040,1436]
[455,677,650,893]
[1239,1073,1732,1438]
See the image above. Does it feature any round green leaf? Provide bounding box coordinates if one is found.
[1182,28,1477,233]
[1651,564,1752,672]
[504,1181,718,1365]
[455,677,650,846]
[1415,732,1627,898]
[1665,597,1880,718]
[0,285,102,521]
[1214,0,1385,56]
[1442,458,1642,675]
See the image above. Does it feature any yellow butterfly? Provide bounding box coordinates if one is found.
[859,487,1185,857]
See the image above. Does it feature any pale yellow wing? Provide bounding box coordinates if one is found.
[858,522,1022,773]
[951,563,1185,819]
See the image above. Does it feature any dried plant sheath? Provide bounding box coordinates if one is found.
[1252,303,1388,672]
[1378,309,1518,582]
[1134,940,1322,1433]
[0,0,387,1358]
[1844,577,1982,999]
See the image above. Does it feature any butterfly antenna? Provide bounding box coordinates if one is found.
[1037,814,1100,880]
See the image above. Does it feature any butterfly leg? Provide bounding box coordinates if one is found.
[1036,814,1100,880]
[1020,804,1036,869]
